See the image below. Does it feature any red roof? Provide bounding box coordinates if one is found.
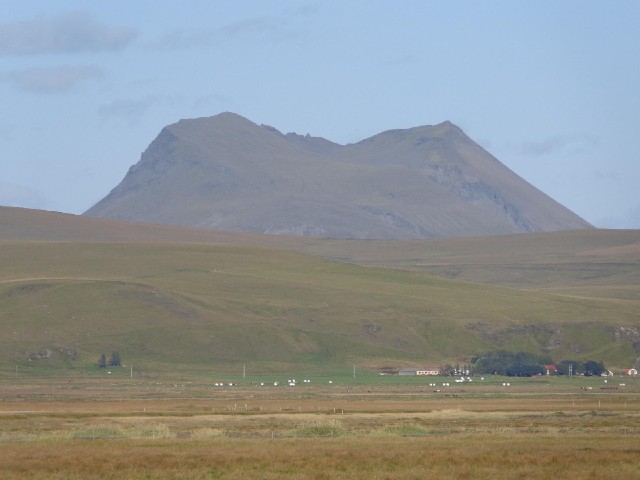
[545,365,558,371]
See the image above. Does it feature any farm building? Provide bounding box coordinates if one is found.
[399,367,440,376]
[626,368,638,376]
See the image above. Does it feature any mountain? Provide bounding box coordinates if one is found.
[85,112,591,239]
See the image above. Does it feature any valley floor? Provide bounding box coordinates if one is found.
[1,379,639,479]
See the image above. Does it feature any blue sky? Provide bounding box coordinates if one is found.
[1,1,639,228]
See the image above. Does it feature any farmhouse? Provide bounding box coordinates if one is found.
[399,367,441,376]
[626,368,638,376]
[544,365,558,375]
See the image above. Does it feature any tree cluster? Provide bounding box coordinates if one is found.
[98,351,122,368]
[556,359,606,376]
[471,350,551,377]
[471,350,607,377]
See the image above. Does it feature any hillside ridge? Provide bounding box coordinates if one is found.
[1,206,638,372]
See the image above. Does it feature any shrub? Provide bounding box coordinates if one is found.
[295,419,345,437]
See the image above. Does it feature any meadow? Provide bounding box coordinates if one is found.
[2,239,639,374]
[1,375,639,479]
[2,209,640,477]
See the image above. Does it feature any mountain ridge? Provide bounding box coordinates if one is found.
[85,112,592,239]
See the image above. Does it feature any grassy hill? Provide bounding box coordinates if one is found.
[1,207,639,376]
[295,229,640,300]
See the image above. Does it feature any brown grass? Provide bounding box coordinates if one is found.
[0,436,639,479]
[1,386,640,479]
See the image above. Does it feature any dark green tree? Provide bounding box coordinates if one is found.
[506,362,545,377]
[98,353,107,368]
[440,363,455,376]
[109,351,121,367]
[473,350,549,376]
[583,360,606,376]
[557,360,580,375]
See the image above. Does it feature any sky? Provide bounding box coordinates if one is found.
[1,1,639,229]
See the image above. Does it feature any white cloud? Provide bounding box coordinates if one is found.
[7,65,103,93]
[0,11,136,55]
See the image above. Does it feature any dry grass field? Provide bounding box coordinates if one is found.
[2,435,638,479]
[1,379,640,479]
[2,208,640,477]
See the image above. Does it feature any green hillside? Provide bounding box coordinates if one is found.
[296,229,640,300]
[1,240,639,376]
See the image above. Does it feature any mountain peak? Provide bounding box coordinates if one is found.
[172,111,257,130]
[85,112,592,239]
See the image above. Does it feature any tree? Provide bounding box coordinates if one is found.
[98,354,107,368]
[440,363,455,376]
[506,362,545,377]
[109,351,121,367]
[557,360,579,376]
[473,350,549,376]
[583,360,606,376]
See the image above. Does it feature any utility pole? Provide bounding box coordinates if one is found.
[353,365,356,379]
[243,363,246,380]
[130,364,133,379]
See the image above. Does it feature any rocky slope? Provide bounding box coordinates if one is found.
[85,112,592,239]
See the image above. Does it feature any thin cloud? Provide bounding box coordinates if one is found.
[7,65,103,93]
[192,93,230,110]
[156,16,299,50]
[0,11,136,55]
[289,4,320,17]
[521,134,598,156]
[98,97,157,122]
[0,183,48,210]
[597,205,640,229]
[629,205,640,229]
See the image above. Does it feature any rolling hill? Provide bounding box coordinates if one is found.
[84,112,591,239]
[1,207,639,375]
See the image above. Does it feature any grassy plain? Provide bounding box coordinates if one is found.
[2,208,640,477]
[1,376,640,479]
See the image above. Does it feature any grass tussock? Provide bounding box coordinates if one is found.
[70,423,174,439]
[374,423,429,436]
[294,419,346,437]
[188,427,225,439]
